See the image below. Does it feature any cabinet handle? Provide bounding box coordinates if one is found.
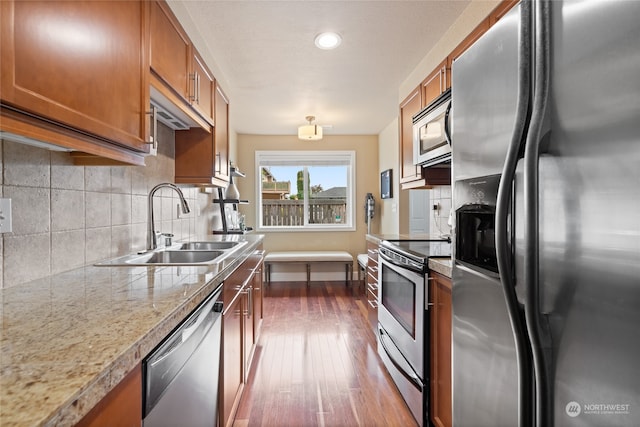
[215,153,221,174]
[189,73,197,102]
[241,288,252,318]
[196,73,201,104]
[146,105,158,151]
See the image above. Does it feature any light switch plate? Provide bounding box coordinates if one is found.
[0,198,12,233]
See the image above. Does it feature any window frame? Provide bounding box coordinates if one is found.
[255,150,356,232]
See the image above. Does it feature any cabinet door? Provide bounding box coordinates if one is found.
[252,260,264,344]
[399,87,422,185]
[175,125,217,185]
[430,272,452,427]
[191,50,215,124]
[77,365,142,427]
[150,0,190,102]
[243,288,254,382]
[214,84,231,182]
[174,84,230,186]
[421,59,449,108]
[222,295,243,427]
[1,0,149,152]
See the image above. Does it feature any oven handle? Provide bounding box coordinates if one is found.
[377,325,422,390]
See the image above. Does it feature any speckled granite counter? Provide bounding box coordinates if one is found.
[428,258,452,278]
[0,234,264,427]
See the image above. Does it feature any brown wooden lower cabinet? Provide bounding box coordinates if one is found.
[221,248,264,427]
[76,364,141,427]
[430,272,452,427]
[222,290,244,427]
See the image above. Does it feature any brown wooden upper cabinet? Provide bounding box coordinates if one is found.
[175,82,230,186]
[399,86,451,190]
[399,87,423,188]
[191,50,215,125]
[150,0,214,128]
[0,0,151,165]
[421,59,449,109]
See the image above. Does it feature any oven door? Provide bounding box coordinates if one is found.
[377,252,425,378]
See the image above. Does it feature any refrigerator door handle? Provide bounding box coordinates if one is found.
[495,1,534,426]
[523,1,553,426]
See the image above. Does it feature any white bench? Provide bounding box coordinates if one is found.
[264,251,354,287]
[357,253,368,283]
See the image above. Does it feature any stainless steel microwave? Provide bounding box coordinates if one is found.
[412,89,451,167]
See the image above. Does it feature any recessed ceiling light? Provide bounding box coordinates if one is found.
[314,32,342,50]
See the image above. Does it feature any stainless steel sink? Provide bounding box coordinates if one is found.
[95,250,226,267]
[178,241,241,250]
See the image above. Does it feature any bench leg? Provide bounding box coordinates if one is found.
[345,263,349,287]
[266,263,271,286]
[306,263,311,287]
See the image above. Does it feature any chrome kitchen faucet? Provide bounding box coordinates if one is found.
[147,183,190,250]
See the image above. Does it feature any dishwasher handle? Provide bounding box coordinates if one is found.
[150,295,217,367]
[144,288,223,416]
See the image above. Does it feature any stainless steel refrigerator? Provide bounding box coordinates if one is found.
[450,1,640,426]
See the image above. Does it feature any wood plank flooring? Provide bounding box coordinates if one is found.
[233,281,417,427]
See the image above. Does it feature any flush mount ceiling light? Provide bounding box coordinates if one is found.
[314,32,342,50]
[298,116,323,141]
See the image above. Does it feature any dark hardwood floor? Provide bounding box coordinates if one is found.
[233,281,417,427]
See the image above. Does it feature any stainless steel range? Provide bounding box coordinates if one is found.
[377,238,451,426]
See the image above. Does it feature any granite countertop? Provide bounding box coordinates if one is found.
[0,234,264,427]
[428,257,452,279]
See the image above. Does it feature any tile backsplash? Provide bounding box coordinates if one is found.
[430,185,452,238]
[0,123,217,288]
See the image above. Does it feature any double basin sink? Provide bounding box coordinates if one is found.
[95,240,246,267]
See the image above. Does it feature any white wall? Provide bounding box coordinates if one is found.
[378,119,400,234]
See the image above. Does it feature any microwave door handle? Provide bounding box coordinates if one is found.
[444,101,452,146]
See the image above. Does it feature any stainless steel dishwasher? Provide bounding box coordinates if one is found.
[143,288,223,427]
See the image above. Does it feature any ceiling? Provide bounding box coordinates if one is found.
[167,1,471,136]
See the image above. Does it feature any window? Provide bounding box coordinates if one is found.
[256,151,356,231]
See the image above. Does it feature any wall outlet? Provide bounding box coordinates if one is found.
[0,198,12,233]
[432,202,440,212]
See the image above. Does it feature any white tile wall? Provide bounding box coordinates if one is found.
[0,123,217,288]
[429,185,453,237]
